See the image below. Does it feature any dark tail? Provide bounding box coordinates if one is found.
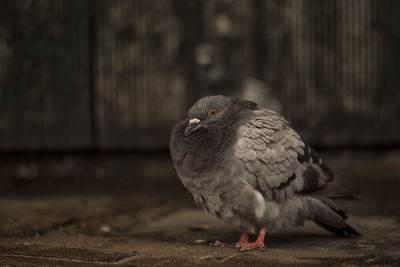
[310,198,361,237]
[315,219,361,237]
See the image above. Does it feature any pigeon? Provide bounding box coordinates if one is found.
[169,95,360,251]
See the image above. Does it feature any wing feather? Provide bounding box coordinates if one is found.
[234,109,333,202]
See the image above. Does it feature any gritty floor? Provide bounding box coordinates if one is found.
[0,150,400,266]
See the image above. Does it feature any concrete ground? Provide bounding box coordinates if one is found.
[0,150,399,266]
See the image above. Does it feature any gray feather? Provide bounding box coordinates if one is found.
[170,95,359,236]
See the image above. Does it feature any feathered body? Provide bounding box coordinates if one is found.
[170,96,359,246]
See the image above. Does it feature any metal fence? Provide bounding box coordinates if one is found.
[0,0,399,151]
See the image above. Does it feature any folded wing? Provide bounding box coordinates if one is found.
[233,109,335,202]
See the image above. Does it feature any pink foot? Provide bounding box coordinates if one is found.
[210,228,267,251]
[235,228,266,251]
[235,240,265,251]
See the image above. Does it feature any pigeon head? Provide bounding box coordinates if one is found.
[185,95,232,136]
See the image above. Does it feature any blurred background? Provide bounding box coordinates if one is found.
[0,0,399,152]
[0,1,400,265]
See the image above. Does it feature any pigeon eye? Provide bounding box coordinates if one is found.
[209,108,218,116]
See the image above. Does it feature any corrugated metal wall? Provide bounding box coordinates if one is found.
[0,0,92,150]
[0,0,399,151]
[260,0,400,145]
[95,0,187,149]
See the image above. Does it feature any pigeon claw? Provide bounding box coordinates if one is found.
[210,228,267,251]
[234,236,265,251]
[210,240,234,248]
[235,228,267,251]
[236,242,265,251]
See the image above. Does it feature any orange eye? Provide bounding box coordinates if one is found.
[209,108,218,116]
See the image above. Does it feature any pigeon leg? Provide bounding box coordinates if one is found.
[236,228,266,251]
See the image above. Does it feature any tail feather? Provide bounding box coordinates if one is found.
[315,220,361,237]
[309,198,361,237]
[317,196,348,219]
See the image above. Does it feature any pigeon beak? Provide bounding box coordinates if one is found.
[185,118,201,136]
